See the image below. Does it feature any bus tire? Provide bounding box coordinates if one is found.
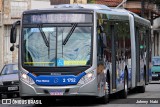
[120,71,128,99]
[99,90,109,104]
[137,67,146,93]
[106,71,110,95]
[99,75,110,104]
[144,66,148,85]
[137,85,145,93]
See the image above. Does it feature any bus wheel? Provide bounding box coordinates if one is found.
[120,71,128,99]
[99,89,109,104]
[98,81,109,104]
[137,69,146,93]
[137,85,145,93]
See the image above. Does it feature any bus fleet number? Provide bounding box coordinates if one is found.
[63,78,76,83]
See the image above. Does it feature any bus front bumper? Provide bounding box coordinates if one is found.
[20,78,97,98]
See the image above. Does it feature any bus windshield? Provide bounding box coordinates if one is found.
[23,26,92,67]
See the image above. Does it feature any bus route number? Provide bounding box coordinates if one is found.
[63,78,76,83]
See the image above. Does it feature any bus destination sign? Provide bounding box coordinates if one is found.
[23,14,92,24]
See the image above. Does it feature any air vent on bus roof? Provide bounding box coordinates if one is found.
[54,4,83,8]
[54,4,111,10]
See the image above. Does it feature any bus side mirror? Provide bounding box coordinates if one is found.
[10,20,20,51]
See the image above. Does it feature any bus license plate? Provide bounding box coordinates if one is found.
[8,86,18,91]
[152,74,158,77]
[49,90,64,96]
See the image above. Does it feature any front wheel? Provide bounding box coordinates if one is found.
[99,92,109,104]
[119,71,128,99]
[98,82,109,104]
[137,85,145,93]
[137,70,146,93]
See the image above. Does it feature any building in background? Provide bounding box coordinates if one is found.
[0,0,3,70]
[31,0,51,9]
[70,0,87,4]
[88,0,123,6]
[122,0,160,57]
[50,0,69,5]
[0,0,51,70]
[50,0,87,5]
[0,0,31,70]
[153,17,160,56]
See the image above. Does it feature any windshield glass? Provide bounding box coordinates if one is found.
[2,64,18,75]
[23,26,92,67]
[152,57,160,66]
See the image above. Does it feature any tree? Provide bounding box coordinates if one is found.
[88,0,96,3]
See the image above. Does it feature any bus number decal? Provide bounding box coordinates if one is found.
[63,78,66,82]
[67,78,76,83]
[62,78,76,83]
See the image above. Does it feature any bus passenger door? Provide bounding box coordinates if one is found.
[97,24,106,96]
[135,27,140,83]
[136,26,146,84]
[110,24,117,91]
[146,29,152,83]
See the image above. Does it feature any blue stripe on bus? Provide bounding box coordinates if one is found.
[27,72,86,86]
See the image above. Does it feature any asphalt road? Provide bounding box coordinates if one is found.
[0,81,160,107]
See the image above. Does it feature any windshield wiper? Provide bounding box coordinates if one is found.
[38,25,49,47]
[63,23,77,45]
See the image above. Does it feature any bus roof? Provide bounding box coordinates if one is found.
[36,4,111,10]
[53,4,111,10]
[23,4,111,14]
[23,4,150,27]
[112,8,151,27]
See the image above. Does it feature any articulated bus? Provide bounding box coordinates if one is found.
[10,4,152,104]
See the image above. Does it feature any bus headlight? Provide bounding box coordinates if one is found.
[20,72,35,85]
[78,71,95,85]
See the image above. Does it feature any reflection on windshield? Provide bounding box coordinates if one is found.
[23,26,92,67]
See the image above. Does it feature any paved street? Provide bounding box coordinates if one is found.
[0,81,160,107]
